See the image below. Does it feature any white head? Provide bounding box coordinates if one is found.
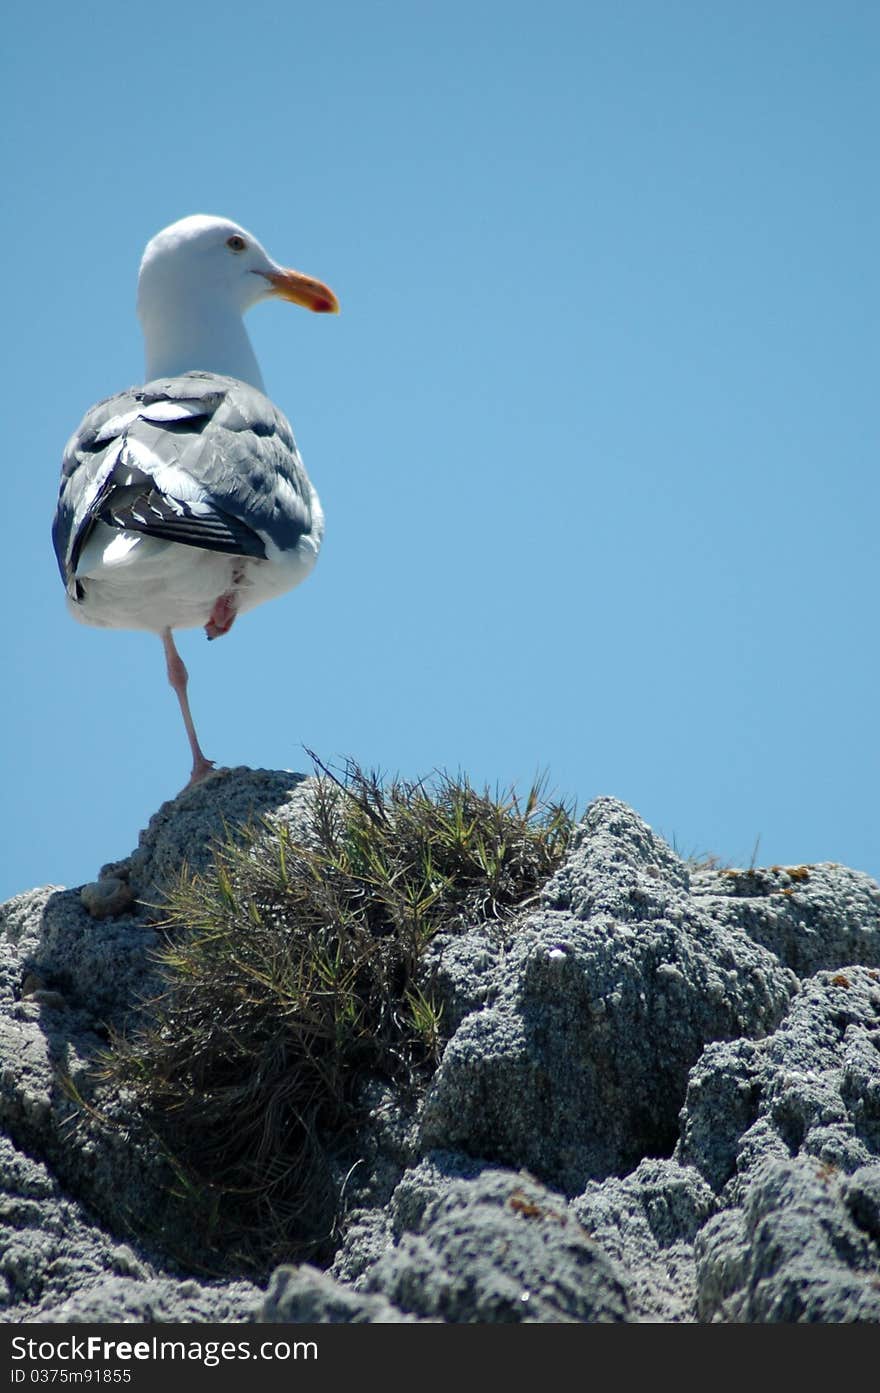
[136,214,339,391]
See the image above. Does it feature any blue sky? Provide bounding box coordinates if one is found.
[2,1,878,901]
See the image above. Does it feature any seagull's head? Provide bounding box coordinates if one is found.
[136,214,339,388]
[137,214,339,323]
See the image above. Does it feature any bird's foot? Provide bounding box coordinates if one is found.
[184,755,217,790]
[205,591,239,640]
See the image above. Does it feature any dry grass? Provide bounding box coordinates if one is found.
[102,762,574,1272]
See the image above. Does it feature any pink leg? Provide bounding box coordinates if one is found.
[161,628,215,787]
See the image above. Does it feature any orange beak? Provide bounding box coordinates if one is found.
[262,266,340,314]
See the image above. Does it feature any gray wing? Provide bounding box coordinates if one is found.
[52,372,315,590]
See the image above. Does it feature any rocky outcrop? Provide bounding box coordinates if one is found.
[1,770,878,1322]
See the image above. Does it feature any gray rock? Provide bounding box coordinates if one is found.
[419,798,798,1191]
[695,1156,880,1322]
[118,766,313,908]
[0,770,320,1310]
[15,770,316,1030]
[0,1134,258,1323]
[572,1159,717,1321]
[677,966,880,1194]
[844,1164,880,1243]
[80,877,135,920]
[356,1158,631,1322]
[0,892,183,1264]
[35,1278,260,1325]
[678,967,880,1320]
[2,775,879,1324]
[690,862,880,979]
[261,1266,413,1323]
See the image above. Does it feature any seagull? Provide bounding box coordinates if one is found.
[52,214,339,787]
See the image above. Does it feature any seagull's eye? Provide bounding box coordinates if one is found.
[226,235,247,253]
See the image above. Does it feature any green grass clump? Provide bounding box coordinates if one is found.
[103,763,573,1272]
